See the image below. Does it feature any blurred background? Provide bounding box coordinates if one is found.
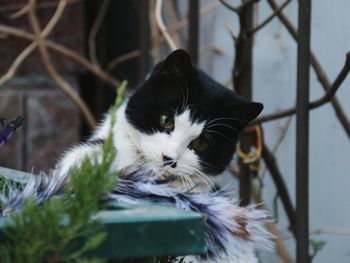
[0,0,349,262]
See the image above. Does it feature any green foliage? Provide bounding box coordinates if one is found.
[310,239,327,262]
[0,137,116,263]
[0,176,24,197]
[0,83,124,263]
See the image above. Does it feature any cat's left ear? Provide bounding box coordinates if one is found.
[161,49,193,77]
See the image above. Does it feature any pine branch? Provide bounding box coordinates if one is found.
[0,83,125,262]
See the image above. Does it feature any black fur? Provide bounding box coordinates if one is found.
[126,50,263,175]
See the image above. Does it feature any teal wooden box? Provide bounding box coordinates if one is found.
[0,167,207,259]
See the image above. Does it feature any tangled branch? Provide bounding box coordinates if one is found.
[253,52,350,125]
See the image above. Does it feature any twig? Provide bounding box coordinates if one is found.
[224,21,237,42]
[311,227,350,236]
[252,52,350,125]
[251,181,295,263]
[218,0,239,13]
[1,0,82,13]
[0,0,68,87]
[284,227,350,240]
[155,0,177,51]
[249,0,292,35]
[88,0,110,66]
[262,143,296,237]
[8,4,29,19]
[310,52,350,108]
[107,50,140,72]
[266,0,350,138]
[0,24,120,89]
[106,2,220,70]
[260,116,293,181]
[168,0,185,49]
[27,0,96,129]
[219,0,260,14]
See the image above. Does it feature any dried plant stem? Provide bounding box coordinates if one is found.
[249,0,292,34]
[155,0,177,51]
[27,0,96,129]
[88,0,110,66]
[0,0,67,86]
[0,25,120,89]
[219,0,260,14]
[107,1,220,70]
[252,183,295,263]
[253,52,350,127]
[263,0,350,138]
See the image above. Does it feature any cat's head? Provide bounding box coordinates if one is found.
[124,49,262,182]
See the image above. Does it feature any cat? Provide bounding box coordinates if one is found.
[57,49,262,189]
[56,49,264,262]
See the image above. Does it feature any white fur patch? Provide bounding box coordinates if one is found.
[57,103,211,189]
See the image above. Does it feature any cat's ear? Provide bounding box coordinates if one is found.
[238,102,263,122]
[160,49,193,76]
[230,101,263,125]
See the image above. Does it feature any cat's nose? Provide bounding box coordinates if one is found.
[162,154,177,168]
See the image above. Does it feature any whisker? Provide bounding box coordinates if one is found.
[206,117,243,126]
[206,130,235,145]
[205,123,240,134]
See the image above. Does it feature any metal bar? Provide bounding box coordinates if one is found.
[188,0,199,65]
[235,0,254,206]
[296,0,312,262]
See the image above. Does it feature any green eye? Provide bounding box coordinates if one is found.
[190,137,208,151]
[160,114,174,130]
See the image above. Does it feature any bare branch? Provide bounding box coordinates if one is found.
[218,0,239,13]
[310,52,350,108]
[311,227,350,236]
[219,0,260,14]
[107,50,141,72]
[224,21,237,42]
[252,52,350,125]
[251,183,295,263]
[262,143,296,237]
[27,0,96,129]
[2,0,82,20]
[106,2,220,70]
[155,0,177,51]
[249,0,292,35]
[88,0,110,66]
[0,0,68,86]
[266,0,350,138]
[1,0,82,13]
[0,24,120,88]
[8,4,29,19]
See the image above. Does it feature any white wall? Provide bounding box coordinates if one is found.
[192,0,350,262]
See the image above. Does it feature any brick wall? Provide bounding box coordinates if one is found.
[0,1,84,173]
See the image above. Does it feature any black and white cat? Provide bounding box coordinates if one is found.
[57,50,265,262]
[58,50,262,187]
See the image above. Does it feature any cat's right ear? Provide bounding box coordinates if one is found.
[159,49,193,77]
